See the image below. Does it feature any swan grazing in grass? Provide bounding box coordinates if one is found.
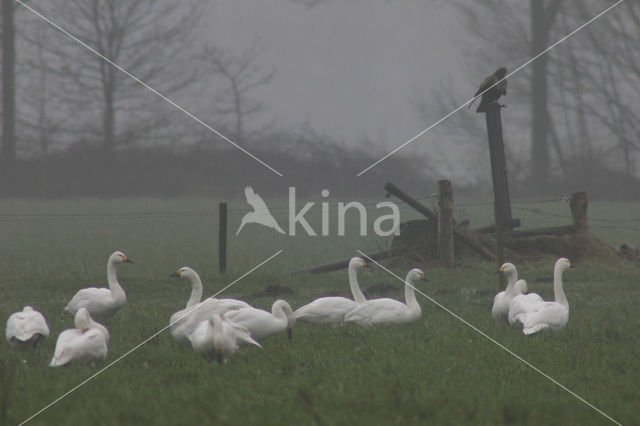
[508,280,543,326]
[294,257,367,323]
[491,262,521,320]
[344,268,425,326]
[169,267,251,345]
[65,251,133,318]
[49,308,109,367]
[6,306,50,348]
[190,314,261,363]
[225,300,295,341]
[522,258,574,335]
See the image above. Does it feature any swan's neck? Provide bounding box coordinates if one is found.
[348,265,366,303]
[553,265,569,308]
[504,271,518,295]
[272,302,294,327]
[107,260,125,298]
[404,276,420,310]
[186,275,203,309]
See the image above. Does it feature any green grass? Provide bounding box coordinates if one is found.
[1,197,639,425]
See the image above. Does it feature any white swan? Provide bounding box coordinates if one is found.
[169,267,251,345]
[508,280,544,325]
[522,258,573,335]
[190,314,261,363]
[225,300,295,341]
[491,262,521,320]
[49,308,109,367]
[65,251,133,318]
[294,257,367,323]
[5,306,50,348]
[344,268,424,326]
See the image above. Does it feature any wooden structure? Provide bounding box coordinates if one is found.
[219,202,227,274]
[437,180,455,268]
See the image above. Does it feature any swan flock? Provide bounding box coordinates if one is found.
[5,251,576,367]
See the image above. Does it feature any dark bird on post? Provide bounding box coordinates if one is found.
[469,67,508,113]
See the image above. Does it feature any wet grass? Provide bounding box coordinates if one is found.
[0,197,639,425]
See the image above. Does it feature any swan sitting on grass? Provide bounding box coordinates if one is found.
[169,267,251,345]
[521,258,574,335]
[6,306,50,348]
[294,257,367,323]
[190,314,261,363]
[344,268,425,326]
[491,262,521,320]
[508,280,543,326]
[65,251,133,319]
[225,300,295,341]
[49,308,109,367]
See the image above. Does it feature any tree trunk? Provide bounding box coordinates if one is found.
[2,0,16,165]
[103,80,115,158]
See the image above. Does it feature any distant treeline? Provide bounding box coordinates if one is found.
[0,141,637,201]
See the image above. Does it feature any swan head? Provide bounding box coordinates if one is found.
[407,268,426,282]
[514,279,528,295]
[74,308,92,332]
[349,257,367,269]
[110,251,133,264]
[497,262,516,276]
[555,257,574,272]
[273,300,295,338]
[169,266,198,279]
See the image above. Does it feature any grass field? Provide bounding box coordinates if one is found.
[1,197,639,425]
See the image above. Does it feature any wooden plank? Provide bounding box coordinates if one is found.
[474,218,521,234]
[505,225,576,238]
[285,250,390,275]
[384,182,436,221]
[437,180,455,268]
[219,202,227,274]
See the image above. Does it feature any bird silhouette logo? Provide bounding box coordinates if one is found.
[236,186,286,236]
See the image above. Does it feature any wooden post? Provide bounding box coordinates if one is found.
[483,104,511,289]
[219,202,227,274]
[437,180,455,268]
[570,192,588,237]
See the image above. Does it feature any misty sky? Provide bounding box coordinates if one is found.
[208,0,461,148]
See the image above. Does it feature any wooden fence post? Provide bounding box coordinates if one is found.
[570,192,588,237]
[219,202,227,274]
[437,180,455,268]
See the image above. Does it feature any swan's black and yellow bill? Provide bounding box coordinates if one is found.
[121,255,133,264]
[287,328,292,339]
[169,271,181,278]
[216,349,224,364]
[496,266,505,275]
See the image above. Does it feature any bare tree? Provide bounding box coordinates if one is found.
[19,0,203,159]
[200,44,275,146]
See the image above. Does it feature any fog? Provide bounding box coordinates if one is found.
[1,0,638,199]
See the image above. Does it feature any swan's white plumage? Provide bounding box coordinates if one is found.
[508,280,543,325]
[49,308,109,367]
[5,306,50,347]
[65,251,132,318]
[522,258,572,335]
[294,257,367,323]
[491,262,521,320]
[225,300,295,341]
[169,267,251,345]
[190,314,261,363]
[344,268,424,326]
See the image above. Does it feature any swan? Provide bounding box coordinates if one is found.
[294,257,367,323]
[344,268,425,326]
[491,262,521,320]
[49,308,109,367]
[522,258,573,335]
[225,300,295,341]
[5,306,50,348]
[508,280,544,326]
[65,251,133,318]
[190,314,261,363]
[169,267,251,345]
